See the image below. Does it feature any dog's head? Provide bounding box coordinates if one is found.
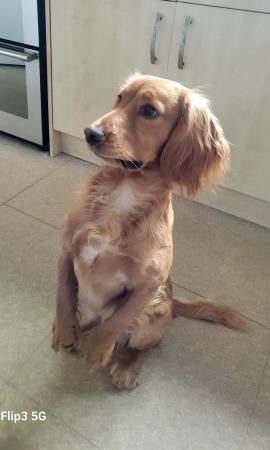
[84,74,230,195]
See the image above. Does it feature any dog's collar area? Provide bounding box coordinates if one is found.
[118,160,143,170]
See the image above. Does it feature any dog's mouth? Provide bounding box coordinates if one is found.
[92,150,143,170]
[118,159,143,170]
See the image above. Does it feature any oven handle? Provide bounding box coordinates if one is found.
[0,46,38,62]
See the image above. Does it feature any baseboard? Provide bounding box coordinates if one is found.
[195,186,270,229]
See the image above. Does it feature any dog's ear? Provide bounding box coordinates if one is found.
[160,90,230,196]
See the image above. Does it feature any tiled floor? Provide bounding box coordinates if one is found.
[0,135,270,450]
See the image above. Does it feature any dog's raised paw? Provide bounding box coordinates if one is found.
[80,329,116,373]
[51,322,79,353]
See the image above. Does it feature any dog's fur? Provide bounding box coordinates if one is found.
[52,74,244,389]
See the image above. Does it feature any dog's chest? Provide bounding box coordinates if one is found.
[110,180,139,212]
[74,241,128,330]
[73,180,149,330]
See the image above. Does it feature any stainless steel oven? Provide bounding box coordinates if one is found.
[0,0,48,147]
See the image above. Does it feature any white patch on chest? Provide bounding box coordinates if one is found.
[80,244,100,266]
[114,271,127,284]
[111,181,138,212]
[76,272,127,329]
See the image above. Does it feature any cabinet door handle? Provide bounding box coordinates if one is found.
[178,16,193,70]
[150,12,163,64]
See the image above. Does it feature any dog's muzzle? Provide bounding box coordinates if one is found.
[84,126,143,170]
[84,125,106,146]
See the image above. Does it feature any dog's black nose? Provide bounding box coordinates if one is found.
[84,126,106,146]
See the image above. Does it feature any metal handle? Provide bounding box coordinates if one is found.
[178,16,193,70]
[150,12,163,64]
[0,46,38,62]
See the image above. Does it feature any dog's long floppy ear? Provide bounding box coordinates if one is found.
[160,90,230,196]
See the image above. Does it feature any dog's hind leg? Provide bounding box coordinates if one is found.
[110,291,173,390]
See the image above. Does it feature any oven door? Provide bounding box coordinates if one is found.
[0,0,39,47]
[0,43,42,145]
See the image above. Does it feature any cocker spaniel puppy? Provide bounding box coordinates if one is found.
[52,74,244,389]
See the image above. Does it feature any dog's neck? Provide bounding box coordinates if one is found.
[99,164,170,205]
[77,165,170,236]
[70,164,173,253]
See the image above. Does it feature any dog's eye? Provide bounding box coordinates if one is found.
[116,94,122,104]
[139,104,159,119]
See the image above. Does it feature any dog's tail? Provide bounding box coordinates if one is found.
[172,296,247,331]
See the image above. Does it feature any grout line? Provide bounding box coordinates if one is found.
[172,280,270,330]
[48,411,100,449]
[172,280,207,298]
[7,332,100,449]
[49,412,100,449]
[5,204,60,230]
[5,376,99,449]
[240,344,270,450]
[2,156,70,205]
[240,315,270,331]
[8,332,52,384]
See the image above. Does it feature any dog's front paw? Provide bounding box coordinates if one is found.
[110,360,139,390]
[51,320,79,353]
[80,329,116,373]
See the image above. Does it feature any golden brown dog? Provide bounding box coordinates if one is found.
[52,74,244,389]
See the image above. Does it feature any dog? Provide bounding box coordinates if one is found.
[52,74,244,389]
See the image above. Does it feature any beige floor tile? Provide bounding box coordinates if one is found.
[11,312,270,450]
[171,196,270,327]
[0,135,69,203]
[1,141,270,449]
[9,159,99,228]
[242,351,270,450]
[0,206,59,379]
[0,379,95,450]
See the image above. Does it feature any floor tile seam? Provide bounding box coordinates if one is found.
[172,280,206,298]
[6,330,100,447]
[8,332,53,383]
[7,332,100,449]
[4,204,60,230]
[2,156,71,205]
[3,376,99,449]
[240,344,270,450]
[172,281,270,330]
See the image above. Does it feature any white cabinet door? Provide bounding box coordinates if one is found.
[51,0,176,139]
[167,3,270,202]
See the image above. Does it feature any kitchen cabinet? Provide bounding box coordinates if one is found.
[51,0,176,138]
[175,0,270,14]
[48,0,270,226]
[168,2,270,202]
